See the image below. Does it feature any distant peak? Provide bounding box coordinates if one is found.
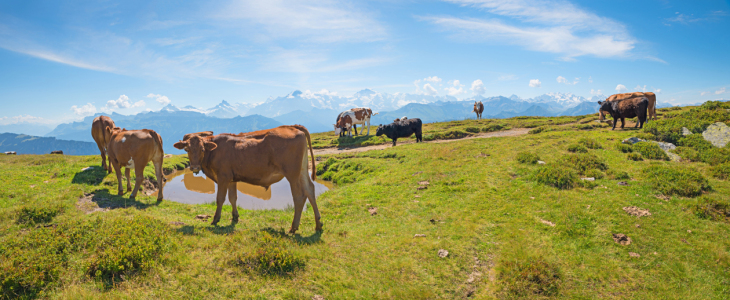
[288,90,303,98]
[219,100,230,106]
[355,88,376,96]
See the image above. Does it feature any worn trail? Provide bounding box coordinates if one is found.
[313,128,530,155]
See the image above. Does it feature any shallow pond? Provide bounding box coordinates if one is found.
[153,169,332,210]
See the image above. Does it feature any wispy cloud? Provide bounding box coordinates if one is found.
[423,0,638,60]
[0,114,55,125]
[664,11,728,26]
[529,79,541,87]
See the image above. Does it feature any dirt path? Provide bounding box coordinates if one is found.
[313,128,530,155]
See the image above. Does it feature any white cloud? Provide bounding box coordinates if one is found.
[634,85,647,92]
[425,0,638,60]
[471,79,486,95]
[445,79,465,95]
[717,87,727,95]
[216,0,386,43]
[557,76,567,84]
[424,76,442,83]
[147,93,171,105]
[423,83,439,95]
[529,79,541,88]
[588,76,593,83]
[498,74,517,81]
[590,89,603,96]
[653,88,661,94]
[105,95,144,109]
[0,115,55,125]
[573,77,580,84]
[616,84,627,93]
[71,103,97,116]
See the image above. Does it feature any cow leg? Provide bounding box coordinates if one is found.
[113,162,124,196]
[392,138,397,146]
[130,165,145,199]
[366,119,370,136]
[353,124,358,136]
[620,118,625,129]
[153,156,164,201]
[97,143,109,174]
[288,179,307,234]
[125,167,132,192]
[612,117,618,130]
[211,180,230,225]
[228,183,239,223]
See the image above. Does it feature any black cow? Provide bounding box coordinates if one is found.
[376,118,423,146]
[597,97,649,130]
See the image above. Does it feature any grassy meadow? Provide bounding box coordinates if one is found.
[1,102,730,299]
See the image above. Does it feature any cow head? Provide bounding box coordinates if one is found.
[597,101,615,120]
[376,124,384,136]
[334,125,342,135]
[174,135,217,174]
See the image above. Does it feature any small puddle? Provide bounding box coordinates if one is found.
[153,169,332,210]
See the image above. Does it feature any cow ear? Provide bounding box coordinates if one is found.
[597,101,603,104]
[105,126,112,135]
[173,141,188,150]
[204,142,217,151]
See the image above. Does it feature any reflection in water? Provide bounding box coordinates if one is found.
[153,169,332,210]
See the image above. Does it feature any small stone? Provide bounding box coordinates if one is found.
[618,181,629,186]
[414,234,426,237]
[81,166,93,171]
[702,122,730,148]
[586,205,591,209]
[414,195,421,198]
[687,230,692,233]
[629,252,640,258]
[417,186,428,190]
[537,160,546,165]
[438,249,449,258]
[636,224,641,228]
[530,197,535,199]
[581,177,595,181]
[682,127,692,136]
[164,154,173,158]
[622,137,645,145]
[29,185,35,188]
[418,181,430,186]
[651,141,676,151]
[170,221,185,226]
[312,295,325,300]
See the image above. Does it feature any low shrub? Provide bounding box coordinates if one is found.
[615,142,633,153]
[482,124,506,132]
[531,164,578,189]
[578,138,602,149]
[465,127,480,133]
[88,216,174,279]
[711,163,730,180]
[677,134,714,152]
[583,169,605,179]
[567,144,588,153]
[611,170,631,180]
[699,148,730,165]
[235,232,304,276]
[528,127,545,134]
[633,142,669,160]
[316,158,338,176]
[643,102,730,144]
[635,132,657,141]
[516,152,540,164]
[422,130,471,141]
[561,153,608,174]
[694,197,730,223]
[16,203,65,225]
[627,153,643,161]
[643,166,711,197]
[673,147,700,162]
[498,256,561,297]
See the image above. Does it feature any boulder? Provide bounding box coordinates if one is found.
[702,122,730,148]
[622,137,645,145]
[682,127,692,136]
[666,152,681,162]
[651,141,676,151]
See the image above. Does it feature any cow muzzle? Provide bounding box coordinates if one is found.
[190,166,201,174]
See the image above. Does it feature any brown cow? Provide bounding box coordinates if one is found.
[597,97,649,130]
[473,101,484,119]
[600,92,656,122]
[106,127,165,200]
[174,125,322,233]
[334,107,377,136]
[91,116,116,173]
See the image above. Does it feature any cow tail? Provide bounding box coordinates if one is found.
[294,125,316,181]
[150,130,164,158]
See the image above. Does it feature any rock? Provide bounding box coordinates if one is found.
[666,151,681,162]
[163,154,173,158]
[612,233,632,246]
[312,295,325,300]
[629,252,641,258]
[581,177,595,181]
[623,206,652,217]
[682,127,692,136]
[438,249,449,258]
[622,137,645,145]
[414,234,426,237]
[537,160,546,165]
[618,181,629,186]
[651,141,676,151]
[418,181,430,186]
[702,122,730,148]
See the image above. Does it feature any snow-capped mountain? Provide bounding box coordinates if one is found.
[526,92,590,107]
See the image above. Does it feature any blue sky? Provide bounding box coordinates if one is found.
[1,0,729,126]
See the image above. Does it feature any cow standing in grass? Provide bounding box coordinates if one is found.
[92,116,116,173]
[598,97,649,130]
[174,125,322,233]
[106,127,165,201]
[376,118,423,146]
[599,92,657,122]
[334,107,377,137]
[473,101,484,119]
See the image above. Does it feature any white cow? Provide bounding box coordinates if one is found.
[334,107,378,137]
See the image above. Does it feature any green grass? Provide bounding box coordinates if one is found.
[1,105,730,299]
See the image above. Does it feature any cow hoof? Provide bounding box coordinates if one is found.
[288,227,298,234]
[118,191,124,196]
[156,198,163,202]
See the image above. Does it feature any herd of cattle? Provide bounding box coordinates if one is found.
[83,91,656,233]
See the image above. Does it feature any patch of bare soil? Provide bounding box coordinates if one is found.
[623,206,651,217]
[195,214,211,221]
[612,233,632,246]
[438,249,449,258]
[539,218,556,227]
[367,206,378,216]
[629,252,640,258]
[142,178,158,196]
[312,128,531,155]
[76,193,109,214]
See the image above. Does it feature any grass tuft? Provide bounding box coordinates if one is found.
[234,231,304,276]
[560,153,608,175]
[516,152,540,164]
[578,137,602,149]
[643,166,711,197]
[567,144,588,153]
[711,162,730,180]
[498,256,561,297]
[627,153,643,161]
[633,142,669,160]
[531,164,578,189]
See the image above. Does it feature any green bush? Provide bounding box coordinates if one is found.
[528,127,546,134]
[0,227,70,298]
[612,170,631,180]
[16,203,65,225]
[643,166,711,197]
[567,144,588,153]
[482,124,506,132]
[316,158,338,176]
[235,232,304,276]
[694,197,730,223]
[643,102,730,144]
[422,130,471,141]
[578,138,602,149]
[673,147,700,162]
[583,169,605,179]
[634,132,657,141]
[615,142,633,153]
[560,153,608,174]
[699,148,730,165]
[531,164,578,189]
[516,152,540,164]
[711,163,730,180]
[498,256,561,297]
[627,153,643,161]
[465,127,480,133]
[88,216,174,279]
[677,134,714,152]
[633,142,669,160]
